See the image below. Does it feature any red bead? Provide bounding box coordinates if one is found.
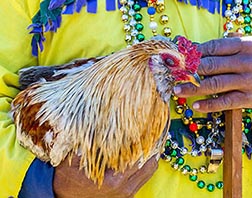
[223,23,227,31]
[189,123,198,132]
[177,98,187,105]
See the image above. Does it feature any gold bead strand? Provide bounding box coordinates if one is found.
[160,14,171,37]
[156,0,172,38]
[120,0,132,46]
[234,0,245,34]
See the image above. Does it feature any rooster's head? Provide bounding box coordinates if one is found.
[138,36,201,102]
[149,36,201,86]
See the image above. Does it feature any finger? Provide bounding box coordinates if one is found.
[240,36,252,53]
[198,55,252,76]
[126,156,158,194]
[128,155,158,181]
[198,37,242,57]
[119,160,147,179]
[174,74,245,97]
[192,91,249,113]
[127,156,158,182]
[227,32,243,38]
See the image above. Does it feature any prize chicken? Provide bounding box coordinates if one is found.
[11,36,201,186]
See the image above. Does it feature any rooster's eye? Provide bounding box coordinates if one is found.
[165,58,175,67]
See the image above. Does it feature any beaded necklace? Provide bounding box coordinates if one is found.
[120,0,171,46]
[162,96,252,192]
[120,0,252,193]
[223,0,252,36]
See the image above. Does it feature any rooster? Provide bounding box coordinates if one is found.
[11,36,201,186]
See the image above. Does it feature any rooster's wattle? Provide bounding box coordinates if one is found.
[11,36,201,186]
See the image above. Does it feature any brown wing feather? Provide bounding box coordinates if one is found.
[19,57,104,90]
[12,85,55,161]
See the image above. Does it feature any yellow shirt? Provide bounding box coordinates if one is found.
[0,0,251,197]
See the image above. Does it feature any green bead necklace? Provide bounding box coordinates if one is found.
[161,94,252,192]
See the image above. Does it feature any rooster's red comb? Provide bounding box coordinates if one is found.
[177,36,202,74]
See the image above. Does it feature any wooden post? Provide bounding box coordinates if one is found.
[223,109,242,198]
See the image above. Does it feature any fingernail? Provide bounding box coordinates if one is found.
[173,86,181,95]
[193,102,200,110]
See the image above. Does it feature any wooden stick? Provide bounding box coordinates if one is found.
[223,109,242,198]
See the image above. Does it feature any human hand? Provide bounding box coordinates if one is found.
[53,155,158,198]
[173,36,252,113]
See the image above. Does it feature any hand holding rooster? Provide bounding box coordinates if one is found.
[174,37,252,112]
[54,155,158,198]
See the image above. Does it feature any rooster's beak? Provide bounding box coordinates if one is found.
[187,73,201,87]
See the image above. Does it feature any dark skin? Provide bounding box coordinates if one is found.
[54,155,158,198]
[174,36,252,112]
[54,37,252,197]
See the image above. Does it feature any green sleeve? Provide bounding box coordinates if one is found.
[0,1,40,197]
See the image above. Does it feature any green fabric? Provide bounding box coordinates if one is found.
[0,1,38,197]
